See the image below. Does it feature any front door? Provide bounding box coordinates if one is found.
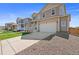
[60,19,67,31]
[33,22,38,32]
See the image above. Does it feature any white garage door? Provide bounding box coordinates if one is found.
[39,22,57,33]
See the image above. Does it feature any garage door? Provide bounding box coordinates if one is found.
[39,21,57,33]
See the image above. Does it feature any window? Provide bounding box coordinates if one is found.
[52,9,55,15]
[21,24,24,28]
[35,27,37,30]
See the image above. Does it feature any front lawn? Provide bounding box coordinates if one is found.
[0,31,22,40]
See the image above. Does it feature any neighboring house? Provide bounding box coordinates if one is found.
[31,3,71,34]
[16,17,32,32]
[0,26,5,30]
[5,23,17,31]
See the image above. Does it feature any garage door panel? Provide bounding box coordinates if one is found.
[39,22,56,33]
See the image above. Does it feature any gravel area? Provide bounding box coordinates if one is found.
[16,35,79,55]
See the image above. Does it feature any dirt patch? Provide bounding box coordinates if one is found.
[69,28,79,36]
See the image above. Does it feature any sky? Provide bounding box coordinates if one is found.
[0,3,79,27]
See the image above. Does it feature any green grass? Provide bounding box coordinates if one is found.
[0,31,22,40]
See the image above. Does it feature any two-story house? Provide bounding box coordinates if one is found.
[31,3,71,34]
[16,17,32,32]
[5,23,17,31]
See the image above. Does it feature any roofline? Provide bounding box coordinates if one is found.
[39,3,48,13]
[39,3,65,13]
[32,3,65,17]
[32,4,47,16]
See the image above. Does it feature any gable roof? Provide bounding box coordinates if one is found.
[32,3,65,18]
[39,3,64,13]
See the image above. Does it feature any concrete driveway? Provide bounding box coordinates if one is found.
[0,32,52,55]
[16,35,79,55]
[1,32,79,55]
[0,36,40,55]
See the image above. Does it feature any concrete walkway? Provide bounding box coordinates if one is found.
[0,36,40,55]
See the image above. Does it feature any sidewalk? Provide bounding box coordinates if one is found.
[0,36,40,55]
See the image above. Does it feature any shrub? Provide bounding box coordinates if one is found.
[22,32,30,35]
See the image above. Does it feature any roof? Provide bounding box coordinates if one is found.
[40,3,64,13]
[32,3,65,17]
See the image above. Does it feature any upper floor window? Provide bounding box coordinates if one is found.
[21,24,24,28]
[52,9,55,15]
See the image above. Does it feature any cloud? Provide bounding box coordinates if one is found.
[0,13,18,26]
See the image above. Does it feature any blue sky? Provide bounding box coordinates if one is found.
[0,3,79,27]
